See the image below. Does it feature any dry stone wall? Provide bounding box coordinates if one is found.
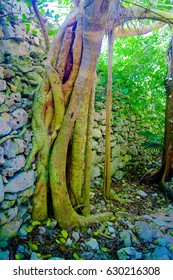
[91,101,152,187]
[0,0,45,247]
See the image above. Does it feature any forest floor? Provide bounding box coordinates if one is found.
[3,167,173,261]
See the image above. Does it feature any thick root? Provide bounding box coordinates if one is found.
[57,211,113,229]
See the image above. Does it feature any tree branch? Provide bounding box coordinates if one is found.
[114,21,165,37]
[128,5,173,24]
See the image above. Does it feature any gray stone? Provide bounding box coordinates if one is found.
[23,130,33,143]
[17,245,25,253]
[1,200,15,209]
[18,185,35,197]
[151,246,171,260]
[92,128,102,139]
[0,79,6,91]
[66,238,73,246]
[136,190,148,197]
[26,72,42,85]
[0,175,4,203]
[72,231,80,242]
[4,193,17,201]
[49,220,57,229]
[10,108,28,129]
[0,219,23,240]
[91,166,101,179]
[0,116,11,136]
[155,237,170,247]
[0,206,18,225]
[0,250,9,260]
[117,247,142,260]
[2,155,26,177]
[119,230,132,247]
[17,205,28,219]
[2,23,15,39]
[48,257,65,260]
[0,104,9,113]
[38,226,46,235]
[85,238,99,251]
[134,221,158,242]
[152,193,158,197]
[80,252,94,260]
[114,170,124,180]
[108,225,116,235]
[3,138,25,158]
[17,225,28,237]
[0,67,4,79]
[0,94,5,105]
[4,171,35,193]
[112,144,121,158]
[30,252,43,260]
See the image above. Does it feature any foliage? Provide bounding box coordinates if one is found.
[139,131,164,150]
[96,25,171,134]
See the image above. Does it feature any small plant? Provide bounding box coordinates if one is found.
[139,131,164,151]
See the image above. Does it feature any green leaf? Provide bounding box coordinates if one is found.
[27,225,33,233]
[73,253,80,260]
[22,14,27,19]
[93,231,99,236]
[46,218,51,227]
[61,230,68,239]
[59,238,66,244]
[32,221,41,227]
[55,239,60,245]
[28,241,38,251]
[101,247,108,252]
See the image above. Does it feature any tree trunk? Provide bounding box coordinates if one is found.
[25,0,113,228]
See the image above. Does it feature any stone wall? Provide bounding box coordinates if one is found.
[91,99,152,187]
[0,0,45,246]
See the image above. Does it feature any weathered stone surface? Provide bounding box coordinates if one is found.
[136,190,148,197]
[117,247,142,260]
[0,200,15,209]
[72,231,80,242]
[0,250,9,260]
[0,206,18,225]
[2,155,26,177]
[119,230,132,247]
[0,103,9,113]
[0,116,11,136]
[4,193,17,201]
[3,138,25,158]
[134,221,158,242]
[0,93,5,105]
[0,67,4,79]
[0,147,5,164]
[80,252,94,260]
[10,108,28,129]
[85,238,99,251]
[112,144,121,158]
[0,79,6,91]
[0,219,23,240]
[18,185,35,197]
[113,170,124,180]
[92,128,102,139]
[4,171,35,193]
[151,246,172,260]
[17,205,28,219]
[0,175,4,203]
[26,72,42,85]
[91,166,101,179]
